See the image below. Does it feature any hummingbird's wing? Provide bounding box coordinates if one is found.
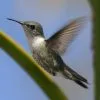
[46,17,87,55]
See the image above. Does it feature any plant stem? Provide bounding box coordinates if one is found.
[88,0,100,100]
[0,31,67,100]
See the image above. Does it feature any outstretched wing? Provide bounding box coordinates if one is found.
[46,17,87,55]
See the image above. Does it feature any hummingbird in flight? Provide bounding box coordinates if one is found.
[7,17,88,88]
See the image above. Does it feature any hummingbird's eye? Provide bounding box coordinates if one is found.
[26,24,35,30]
[30,25,35,30]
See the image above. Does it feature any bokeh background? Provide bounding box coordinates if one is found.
[0,0,93,100]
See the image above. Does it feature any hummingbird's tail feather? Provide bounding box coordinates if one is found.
[74,79,88,89]
[65,65,88,84]
[62,64,88,89]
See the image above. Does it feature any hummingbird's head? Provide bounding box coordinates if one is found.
[7,18,44,36]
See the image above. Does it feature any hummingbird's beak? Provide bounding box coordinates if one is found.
[7,18,24,25]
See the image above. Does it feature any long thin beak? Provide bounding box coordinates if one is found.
[7,18,23,25]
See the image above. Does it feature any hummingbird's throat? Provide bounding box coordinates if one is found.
[32,36,46,49]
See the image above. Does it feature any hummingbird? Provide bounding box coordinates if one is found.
[7,17,88,88]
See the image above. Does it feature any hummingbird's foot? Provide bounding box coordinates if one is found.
[47,68,56,76]
[52,72,56,76]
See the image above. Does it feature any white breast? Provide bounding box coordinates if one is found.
[32,37,46,49]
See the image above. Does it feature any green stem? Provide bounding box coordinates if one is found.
[0,31,67,100]
[89,0,100,100]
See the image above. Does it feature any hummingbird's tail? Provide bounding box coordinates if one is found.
[62,65,88,89]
